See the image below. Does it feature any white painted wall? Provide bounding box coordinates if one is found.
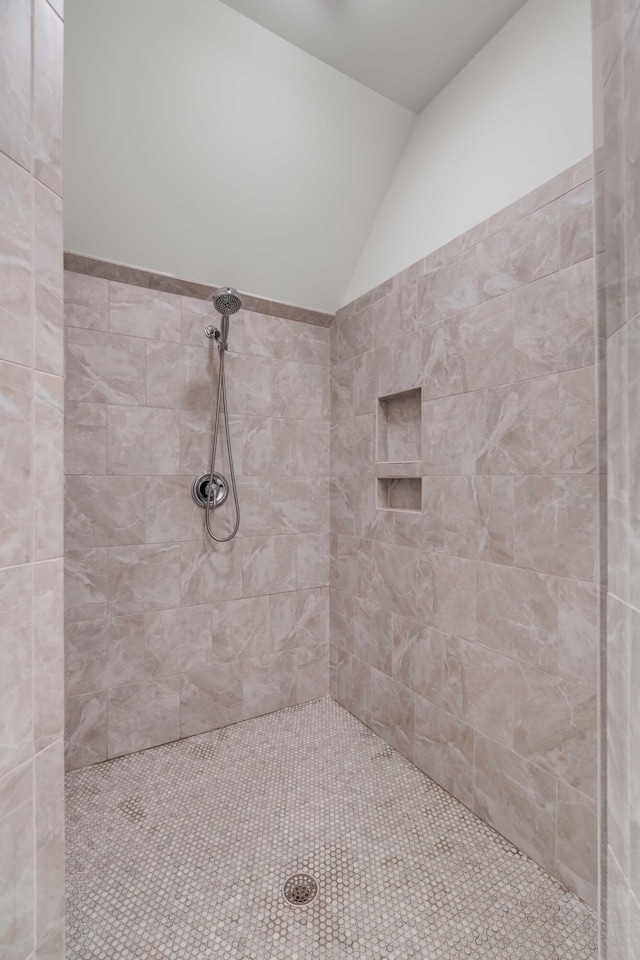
[63,0,414,313]
[344,0,593,306]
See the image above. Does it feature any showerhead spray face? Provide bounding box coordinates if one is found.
[213,287,242,316]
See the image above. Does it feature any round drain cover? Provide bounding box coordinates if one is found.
[282,874,318,906]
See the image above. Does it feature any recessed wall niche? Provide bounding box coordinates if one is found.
[376,388,422,512]
[377,477,422,512]
[377,388,422,464]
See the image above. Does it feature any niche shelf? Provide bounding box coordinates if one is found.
[376,388,422,513]
[377,477,422,512]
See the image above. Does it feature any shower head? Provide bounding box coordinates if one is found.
[213,287,242,316]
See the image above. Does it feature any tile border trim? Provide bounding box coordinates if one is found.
[63,252,334,328]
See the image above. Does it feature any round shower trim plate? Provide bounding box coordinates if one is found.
[282,873,319,907]
[191,471,229,509]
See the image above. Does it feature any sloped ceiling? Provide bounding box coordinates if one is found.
[219,0,528,113]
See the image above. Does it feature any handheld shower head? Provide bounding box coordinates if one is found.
[213,287,242,316]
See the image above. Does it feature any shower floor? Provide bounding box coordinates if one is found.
[65,698,597,960]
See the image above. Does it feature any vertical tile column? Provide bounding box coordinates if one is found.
[593,0,640,956]
[0,1,65,958]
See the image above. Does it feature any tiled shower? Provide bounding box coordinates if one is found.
[2,0,640,957]
[62,155,598,907]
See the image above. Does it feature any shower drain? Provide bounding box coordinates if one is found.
[282,873,319,906]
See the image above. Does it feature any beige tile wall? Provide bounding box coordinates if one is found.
[594,0,640,955]
[329,157,599,907]
[63,276,331,769]
[0,0,65,957]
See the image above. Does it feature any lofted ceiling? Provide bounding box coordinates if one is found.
[219,0,529,113]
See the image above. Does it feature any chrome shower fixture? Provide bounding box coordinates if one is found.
[195,285,241,542]
[205,287,242,352]
[213,286,242,316]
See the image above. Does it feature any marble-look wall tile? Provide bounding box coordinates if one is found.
[108,542,182,615]
[417,552,476,641]
[270,588,328,651]
[333,648,371,726]
[559,181,595,268]
[108,677,181,758]
[413,696,474,808]
[295,642,329,701]
[64,619,110,697]
[296,533,330,589]
[368,541,417,618]
[34,741,64,944]
[0,762,34,960]
[181,296,219,347]
[146,341,211,411]
[513,664,597,798]
[142,605,212,677]
[33,372,64,560]
[34,184,63,376]
[243,310,328,366]
[422,391,482,476]
[337,305,372,361]
[211,595,271,661]
[65,692,108,770]
[477,204,560,301]
[417,249,478,325]
[443,636,514,746]
[33,560,64,751]
[557,366,597,474]
[109,283,182,341]
[0,154,32,367]
[271,478,330,534]
[65,475,146,548]
[369,670,414,761]
[0,565,33,779]
[242,536,297,597]
[443,293,515,394]
[64,548,107,623]
[64,272,109,331]
[476,562,558,672]
[514,475,597,581]
[144,476,205,543]
[180,661,243,738]
[65,402,107,475]
[242,651,297,720]
[225,352,273,416]
[0,360,32,566]
[443,476,514,564]
[272,359,329,420]
[33,0,63,196]
[392,616,443,705]
[513,259,595,379]
[35,922,64,960]
[106,405,181,475]
[474,735,557,873]
[353,597,393,674]
[180,538,244,606]
[556,577,599,688]
[372,286,417,347]
[3,9,65,953]
[555,782,598,908]
[0,0,32,170]
[66,328,146,405]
